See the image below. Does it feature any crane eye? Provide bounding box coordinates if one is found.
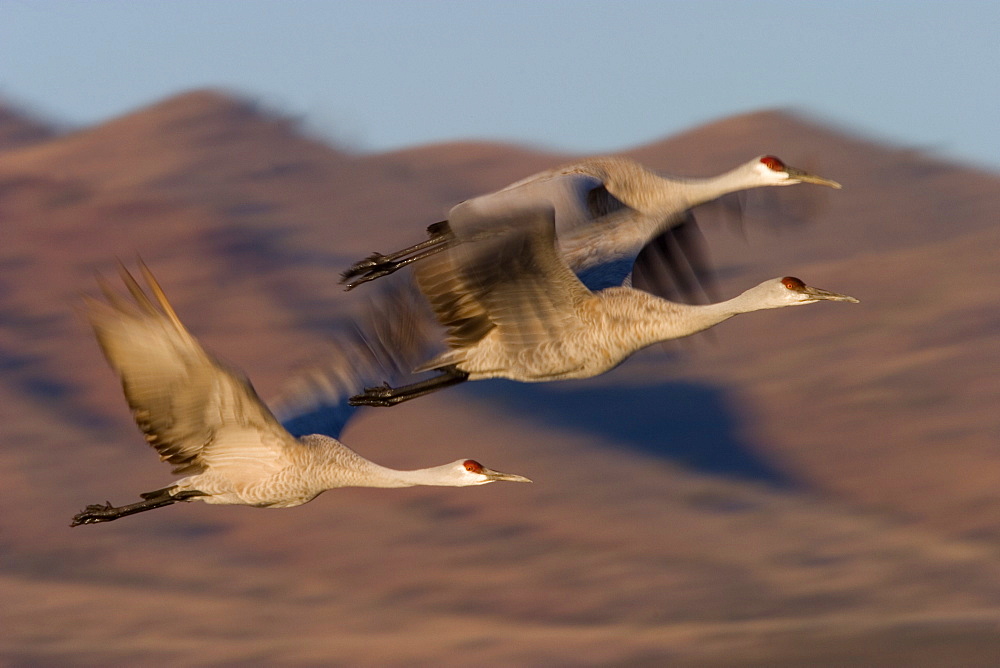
[760,156,786,172]
[463,460,483,473]
[781,276,805,291]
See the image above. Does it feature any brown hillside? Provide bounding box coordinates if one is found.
[2,89,999,665]
[0,100,57,151]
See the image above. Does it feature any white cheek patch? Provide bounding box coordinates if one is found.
[754,162,790,183]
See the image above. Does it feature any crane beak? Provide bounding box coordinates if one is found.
[785,166,842,189]
[803,285,859,303]
[483,467,533,483]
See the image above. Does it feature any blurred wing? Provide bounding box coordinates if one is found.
[273,279,441,438]
[641,170,836,301]
[737,183,830,231]
[487,169,632,238]
[86,263,293,474]
[416,203,593,355]
[630,210,719,303]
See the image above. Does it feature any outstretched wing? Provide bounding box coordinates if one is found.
[630,210,719,303]
[86,262,294,475]
[415,202,593,358]
[272,279,441,438]
[494,168,631,239]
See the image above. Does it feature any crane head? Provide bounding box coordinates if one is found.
[739,276,859,311]
[440,459,533,486]
[754,156,842,189]
[773,276,859,306]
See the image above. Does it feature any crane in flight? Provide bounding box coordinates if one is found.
[70,262,530,527]
[341,155,841,301]
[349,203,858,407]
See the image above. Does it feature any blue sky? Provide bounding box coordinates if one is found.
[3,1,999,171]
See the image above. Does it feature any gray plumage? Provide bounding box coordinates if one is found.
[350,204,858,406]
[342,155,841,298]
[71,263,529,526]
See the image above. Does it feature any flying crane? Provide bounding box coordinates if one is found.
[341,155,841,301]
[349,203,858,407]
[71,263,529,526]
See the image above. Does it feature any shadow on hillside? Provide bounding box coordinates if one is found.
[281,399,355,440]
[0,347,117,435]
[465,378,795,487]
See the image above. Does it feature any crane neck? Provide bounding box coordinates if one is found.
[606,286,773,348]
[581,158,766,213]
[304,436,461,489]
[325,458,459,489]
[650,297,743,341]
[664,166,766,210]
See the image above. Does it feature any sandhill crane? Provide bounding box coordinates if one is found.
[349,203,858,407]
[70,263,530,526]
[341,155,841,300]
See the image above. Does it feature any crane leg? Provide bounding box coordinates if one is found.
[348,367,469,407]
[340,224,449,290]
[70,488,202,526]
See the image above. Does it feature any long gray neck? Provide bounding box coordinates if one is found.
[605,287,768,349]
[303,435,456,489]
[650,298,744,341]
[558,164,762,275]
[327,461,453,489]
[654,164,763,210]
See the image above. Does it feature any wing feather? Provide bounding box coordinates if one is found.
[415,203,593,357]
[630,210,718,303]
[272,279,441,438]
[495,169,629,239]
[86,263,294,474]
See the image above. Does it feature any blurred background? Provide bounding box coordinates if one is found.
[2,2,999,665]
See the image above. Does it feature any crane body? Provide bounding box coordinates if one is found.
[342,155,841,298]
[350,204,858,407]
[71,263,529,526]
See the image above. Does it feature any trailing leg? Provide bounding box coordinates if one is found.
[70,487,202,526]
[349,366,469,407]
[340,222,451,290]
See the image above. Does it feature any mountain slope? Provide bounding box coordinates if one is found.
[2,90,999,665]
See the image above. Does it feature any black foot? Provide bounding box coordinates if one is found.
[341,252,391,280]
[71,502,121,526]
[349,382,408,407]
[69,488,190,527]
[348,368,469,407]
[341,257,407,291]
[340,232,449,291]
